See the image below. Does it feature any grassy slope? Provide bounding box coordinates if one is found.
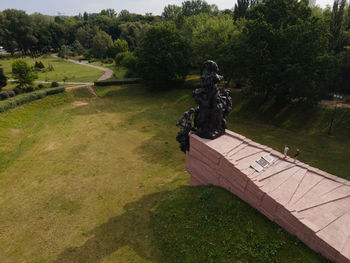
[227,94,350,180]
[0,56,103,83]
[0,84,347,262]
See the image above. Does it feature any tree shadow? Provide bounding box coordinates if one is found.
[52,188,186,263]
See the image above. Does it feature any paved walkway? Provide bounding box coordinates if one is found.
[187,131,350,263]
[51,54,113,81]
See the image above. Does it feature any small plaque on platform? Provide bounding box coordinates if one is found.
[251,154,274,172]
[256,157,269,168]
[262,154,274,164]
[250,162,264,172]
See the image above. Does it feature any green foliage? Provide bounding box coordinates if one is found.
[107,39,128,58]
[118,22,149,50]
[91,30,113,58]
[0,87,64,112]
[11,59,37,87]
[51,81,59,87]
[121,52,138,77]
[162,4,183,20]
[0,91,10,100]
[182,14,242,76]
[72,40,85,56]
[136,23,191,88]
[242,0,328,103]
[76,25,99,49]
[0,68,7,90]
[34,61,45,70]
[329,0,347,53]
[94,78,141,86]
[181,0,219,17]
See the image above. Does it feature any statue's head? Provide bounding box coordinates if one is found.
[203,60,219,73]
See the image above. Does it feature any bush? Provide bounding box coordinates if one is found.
[0,91,10,100]
[51,82,59,88]
[37,84,44,89]
[24,86,35,93]
[121,52,138,77]
[12,60,38,87]
[0,87,65,113]
[102,58,114,64]
[47,64,54,71]
[46,87,65,95]
[34,61,45,70]
[7,90,15,97]
[0,68,7,90]
[94,78,141,86]
[115,52,128,66]
[13,86,23,95]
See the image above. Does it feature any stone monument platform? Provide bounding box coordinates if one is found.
[186,130,350,263]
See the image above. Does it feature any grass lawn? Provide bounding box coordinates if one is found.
[0,84,347,262]
[0,55,104,83]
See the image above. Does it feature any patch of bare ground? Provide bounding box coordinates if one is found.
[73,101,89,106]
[10,129,21,135]
[320,100,350,108]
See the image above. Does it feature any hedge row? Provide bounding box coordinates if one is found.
[94,78,141,86]
[0,87,65,113]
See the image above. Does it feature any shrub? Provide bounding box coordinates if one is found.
[12,60,38,87]
[46,87,65,95]
[7,90,15,97]
[102,58,114,64]
[47,64,54,71]
[115,52,128,66]
[34,61,45,70]
[0,68,7,90]
[13,86,22,95]
[37,84,44,89]
[0,87,65,113]
[121,52,138,76]
[24,86,35,93]
[0,91,10,100]
[51,82,59,88]
[94,78,141,86]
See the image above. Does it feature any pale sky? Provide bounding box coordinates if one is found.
[0,0,334,16]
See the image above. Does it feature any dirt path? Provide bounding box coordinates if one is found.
[320,100,350,109]
[51,54,113,81]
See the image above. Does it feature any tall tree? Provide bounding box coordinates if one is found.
[181,0,218,17]
[162,5,183,20]
[0,9,38,54]
[12,60,37,87]
[329,0,347,53]
[243,0,328,103]
[136,23,191,88]
[91,30,113,58]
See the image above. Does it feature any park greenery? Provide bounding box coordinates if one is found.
[1,84,345,262]
[1,0,350,102]
[1,0,350,262]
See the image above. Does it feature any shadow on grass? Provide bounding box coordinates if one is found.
[52,189,172,263]
[52,186,328,263]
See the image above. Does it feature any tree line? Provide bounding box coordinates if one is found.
[1,0,350,104]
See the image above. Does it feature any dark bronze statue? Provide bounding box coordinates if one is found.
[176,60,232,152]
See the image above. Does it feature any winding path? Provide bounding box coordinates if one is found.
[51,54,113,81]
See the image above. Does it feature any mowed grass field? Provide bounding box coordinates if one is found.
[0,84,348,262]
[0,55,104,83]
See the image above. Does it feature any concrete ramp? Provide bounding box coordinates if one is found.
[186,130,350,263]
